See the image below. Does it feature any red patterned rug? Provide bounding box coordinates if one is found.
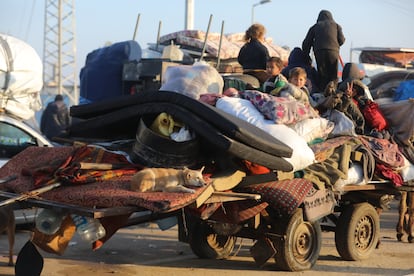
[240,178,314,216]
[0,146,207,213]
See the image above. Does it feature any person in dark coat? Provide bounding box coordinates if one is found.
[302,10,345,92]
[338,62,373,100]
[40,94,71,140]
[281,47,320,93]
[341,62,364,81]
[237,23,270,87]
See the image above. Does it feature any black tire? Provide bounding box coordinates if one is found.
[335,202,380,261]
[189,221,236,259]
[272,208,322,271]
[130,117,200,168]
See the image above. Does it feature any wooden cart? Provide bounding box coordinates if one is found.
[0,174,406,272]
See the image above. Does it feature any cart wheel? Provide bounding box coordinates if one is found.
[189,221,235,259]
[272,208,322,271]
[335,202,380,261]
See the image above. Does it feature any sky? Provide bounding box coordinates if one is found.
[1,0,414,77]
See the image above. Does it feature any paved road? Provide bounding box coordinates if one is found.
[1,202,414,276]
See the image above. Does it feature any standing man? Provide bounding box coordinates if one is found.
[40,94,71,140]
[302,10,345,92]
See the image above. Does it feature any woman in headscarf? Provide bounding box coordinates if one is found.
[237,23,270,87]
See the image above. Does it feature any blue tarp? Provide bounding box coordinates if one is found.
[394,79,414,101]
[79,40,142,102]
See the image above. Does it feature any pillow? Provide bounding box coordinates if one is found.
[240,89,318,125]
[216,97,315,172]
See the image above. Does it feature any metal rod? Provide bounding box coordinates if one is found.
[156,20,162,51]
[132,13,141,40]
[216,20,225,70]
[0,182,62,207]
[200,14,213,61]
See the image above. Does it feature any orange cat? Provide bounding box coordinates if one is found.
[130,167,205,193]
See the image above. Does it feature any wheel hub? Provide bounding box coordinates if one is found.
[355,216,373,249]
[294,223,314,258]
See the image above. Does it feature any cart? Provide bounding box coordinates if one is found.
[0,144,405,272]
[0,91,409,272]
[176,180,403,271]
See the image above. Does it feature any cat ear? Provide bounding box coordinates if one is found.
[199,166,205,174]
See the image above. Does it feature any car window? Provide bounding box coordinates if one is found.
[0,121,37,158]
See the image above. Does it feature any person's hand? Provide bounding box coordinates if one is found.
[345,81,354,98]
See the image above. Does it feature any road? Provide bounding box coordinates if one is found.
[1,202,414,276]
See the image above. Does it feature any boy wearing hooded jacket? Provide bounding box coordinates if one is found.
[282,47,320,93]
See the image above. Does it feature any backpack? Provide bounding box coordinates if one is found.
[362,100,388,131]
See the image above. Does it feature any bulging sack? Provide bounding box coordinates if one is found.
[160,62,224,99]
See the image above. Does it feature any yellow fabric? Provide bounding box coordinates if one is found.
[150,112,175,137]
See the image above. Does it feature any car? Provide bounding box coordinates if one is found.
[0,113,53,166]
[367,70,414,100]
[0,112,53,225]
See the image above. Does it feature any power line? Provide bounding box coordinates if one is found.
[24,0,37,41]
[380,0,414,18]
[17,1,27,38]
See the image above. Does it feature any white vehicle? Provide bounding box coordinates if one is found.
[0,113,53,166]
[0,112,53,225]
[349,47,414,100]
[350,47,414,77]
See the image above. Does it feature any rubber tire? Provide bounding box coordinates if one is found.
[189,220,236,259]
[130,117,200,168]
[272,208,322,271]
[335,202,380,261]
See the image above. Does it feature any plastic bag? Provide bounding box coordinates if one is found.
[170,127,194,142]
[160,62,224,99]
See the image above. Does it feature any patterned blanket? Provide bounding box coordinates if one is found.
[0,146,207,213]
[240,178,314,216]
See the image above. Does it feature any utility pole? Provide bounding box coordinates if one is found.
[185,0,194,30]
[43,0,78,106]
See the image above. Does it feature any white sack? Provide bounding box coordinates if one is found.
[290,117,334,143]
[160,61,223,100]
[334,163,365,190]
[216,96,315,172]
[400,154,414,183]
[0,33,43,119]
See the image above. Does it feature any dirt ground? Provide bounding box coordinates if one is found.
[1,202,414,276]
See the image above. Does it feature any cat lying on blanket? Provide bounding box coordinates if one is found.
[130,167,206,193]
